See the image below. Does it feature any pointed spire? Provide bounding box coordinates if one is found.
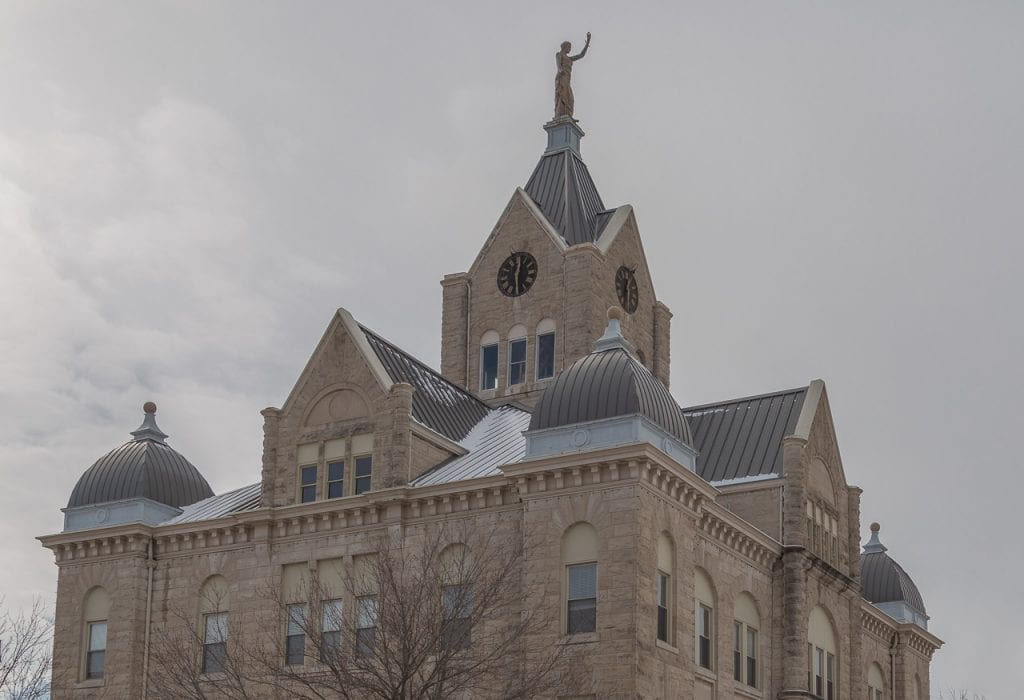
[862,522,888,554]
[594,306,636,355]
[130,401,168,444]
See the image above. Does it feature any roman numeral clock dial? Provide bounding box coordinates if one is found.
[616,266,639,314]
[497,252,538,297]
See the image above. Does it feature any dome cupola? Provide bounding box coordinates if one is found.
[526,309,695,466]
[860,522,929,629]
[63,403,214,532]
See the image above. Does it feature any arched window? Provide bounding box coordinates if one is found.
[82,587,110,681]
[694,568,715,671]
[199,576,229,674]
[867,662,885,700]
[507,325,528,387]
[536,319,556,380]
[733,593,760,688]
[808,606,838,699]
[561,523,598,634]
[439,544,472,651]
[656,533,673,644]
[480,330,499,390]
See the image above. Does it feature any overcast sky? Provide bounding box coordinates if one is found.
[1,1,1021,695]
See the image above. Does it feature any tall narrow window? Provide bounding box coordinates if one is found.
[508,338,527,386]
[734,592,760,688]
[698,604,713,669]
[354,455,372,495]
[656,572,670,642]
[441,583,473,651]
[536,320,556,380]
[480,331,499,390]
[826,653,835,700]
[356,596,378,658]
[746,627,758,687]
[733,622,743,681]
[202,613,228,674]
[566,563,597,634]
[86,622,107,680]
[814,647,824,697]
[326,461,344,499]
[321,599,342,663]
[286,604,307,666]
[300,465,317,503]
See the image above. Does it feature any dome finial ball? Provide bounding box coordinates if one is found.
[870,522,880,533]
[607,306,622,322]
[143,401,157,414]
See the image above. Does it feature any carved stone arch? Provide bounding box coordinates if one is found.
[70,565,119,602]
[807,604,840,654]
[694,565,717,607]
[808,457,838,508]
[734,590,763,627]
[550,491,612,533]
[198,574,230,615]
[301,383,373,428]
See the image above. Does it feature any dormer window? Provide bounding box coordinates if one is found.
[296,435,373,503]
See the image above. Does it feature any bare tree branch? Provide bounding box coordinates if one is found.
[0,597,53,700]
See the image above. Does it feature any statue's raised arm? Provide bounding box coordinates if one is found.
[570,32,592,62]
[553,32,592,121]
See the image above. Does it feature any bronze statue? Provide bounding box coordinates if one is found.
[554,32,591,120]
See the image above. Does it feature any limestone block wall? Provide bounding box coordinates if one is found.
[715,483,783,541]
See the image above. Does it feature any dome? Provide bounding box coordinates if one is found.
[529,317,692,447]
[860,523,928,625]
[67,403,214,510]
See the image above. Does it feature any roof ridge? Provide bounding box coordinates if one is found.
[683,385,809,413]
[358,324,490,410]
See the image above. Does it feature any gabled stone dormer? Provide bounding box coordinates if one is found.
[260,308,485,507]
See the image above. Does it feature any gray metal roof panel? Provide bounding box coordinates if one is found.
[68,439,214,509]
[860,551,927,614]
[360,325,490,442]
[684,387,806,483]
[411,406,530,486]
[530,349,693,446]
[165,482,262,524]
[524,150,607,246]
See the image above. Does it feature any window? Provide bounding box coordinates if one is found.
[202,612,228,674]
[441,583,473,651]
[746,627,758,687]
[694,568,715,671]
[327,461,344,499]
[806,498,839,566]
[286,604,307,666]
[808,606,838,699]
[656,572,670,642]
[300,465,317,503]
[536,330,555,380]
[867,663,885,700]
[508,338,527,386]
[356,595,378,658]
[698,604,712,669]
[567,563,597,634]
[86,622,107,680]
[354,455,372,495]
[82,587,110,682]
[321,599,342,663]
[480,331,499,390]
[733,592,760,688]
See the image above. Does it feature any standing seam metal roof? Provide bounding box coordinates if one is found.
[530,348,693,446]
[860,551,927,614]
[68,439,214,509]
[360,325,490,442]
[524,149,614,246]
[683,387,806,483]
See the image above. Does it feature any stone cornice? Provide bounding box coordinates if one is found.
[861,601,944,657]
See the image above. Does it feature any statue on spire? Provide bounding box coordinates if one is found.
[554,32,591,121]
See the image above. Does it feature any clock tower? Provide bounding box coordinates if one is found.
[440,116,672,408]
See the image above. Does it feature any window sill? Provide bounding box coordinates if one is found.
[200,672,228,681]
[655,639,679,654]
[75,679,104,689]
[694,665,717,683]
[733,683,763,699]
[558,631,598,645]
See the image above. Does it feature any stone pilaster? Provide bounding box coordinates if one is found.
[652,301,672,388]
[440,273,470,389]
[382,382,414,487]
[260,407,282,507]
[847,486,863,580]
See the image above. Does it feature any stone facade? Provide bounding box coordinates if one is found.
[40,117,942,699]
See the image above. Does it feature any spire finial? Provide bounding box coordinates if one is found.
[131,401,168,444]
[863,521,887,553]
[594,306,636,354]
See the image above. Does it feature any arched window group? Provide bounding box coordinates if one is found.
[867,662,885,700]
[808,606,838,699]
[479,320,556,391]
[689,567,764,691]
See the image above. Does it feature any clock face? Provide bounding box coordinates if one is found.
[497,252,538,297]
[615,266,639,313]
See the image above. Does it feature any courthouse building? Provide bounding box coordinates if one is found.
[40,100,942,698]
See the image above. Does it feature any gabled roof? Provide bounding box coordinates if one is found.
[524,148,615,246]
[412,405,531,486]
[360,325,490,443]
[683,387,807,483]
